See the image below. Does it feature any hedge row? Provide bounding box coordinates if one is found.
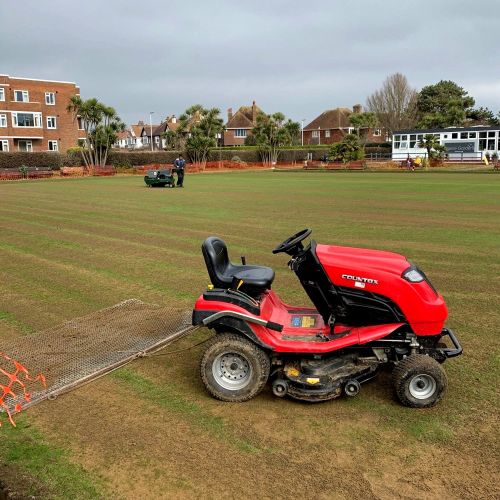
[0,144,392,170]
[0,152,83,169]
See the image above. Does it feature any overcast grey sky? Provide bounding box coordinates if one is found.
[1,0,499,125]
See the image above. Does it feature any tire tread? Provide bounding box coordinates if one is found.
[393,354,448,408]
[200,333,270,402]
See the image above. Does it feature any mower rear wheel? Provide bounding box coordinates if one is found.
[393,355,447,408]
[200,333,270,402]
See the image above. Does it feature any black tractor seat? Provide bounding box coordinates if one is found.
[202,236,275,295]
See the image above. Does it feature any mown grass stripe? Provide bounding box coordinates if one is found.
[112,368,263,454]
[0,310,35,335]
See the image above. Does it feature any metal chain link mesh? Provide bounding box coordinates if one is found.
[0,299,195,420]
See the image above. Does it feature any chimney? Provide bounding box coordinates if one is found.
[227,107,233,121]
[353,104,362,114]
[252,100,257,123]
[170,115,176,124]
[138,120,144,126]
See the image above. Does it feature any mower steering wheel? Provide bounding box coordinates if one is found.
[272,228,312,255]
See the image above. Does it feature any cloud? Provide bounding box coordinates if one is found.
[0,0,498,124]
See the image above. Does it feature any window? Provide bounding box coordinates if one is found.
[234,129,247,138]
[45,92,55,105]
[18,140,32,152]
[394,135,401,142]
[487,139,495,150]
[469,132,476,138]
[78,139,86,147]
[325,130,330,138]
[400,142,408,149]
[409,135,417,148]
[488,131,495,137]
[452,133,458,139]
[46,116,57,129]
[12,112,42,127]
[0,114,6,127]
[14,90,29,102]
[348,127,355,135]
[77,116,84,130]
[0,140,8,151]
[401,134,408,140]
[460,132,468,139]
[48,140,58,151]
[479,132,487,138]
[312,130,319,138]
[0,88,4,101]
[394,142,401,149]
[373,129,381,137]
[443,134,448,139]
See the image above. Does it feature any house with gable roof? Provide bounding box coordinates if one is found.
[303,105,383,145]
[129,122,147,149]
[223,101,263,146]
[151,115,180,149]
[138,116,180,150]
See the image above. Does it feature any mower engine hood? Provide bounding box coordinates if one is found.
[316,244,410,279]
[315,244,447,335]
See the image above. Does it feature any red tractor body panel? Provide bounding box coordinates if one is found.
[316,244,448,335]
[194,290,405,353]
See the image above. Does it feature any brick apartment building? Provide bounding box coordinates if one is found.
[303,105,383,145]
[0,74,85,153]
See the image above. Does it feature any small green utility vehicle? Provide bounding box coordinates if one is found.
[144,169,175,188]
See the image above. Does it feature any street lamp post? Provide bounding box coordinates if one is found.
[149,111,154,151]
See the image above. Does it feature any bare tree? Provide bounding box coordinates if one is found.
[366,73,418,136]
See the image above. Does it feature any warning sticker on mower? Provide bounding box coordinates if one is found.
[291,315,317,328]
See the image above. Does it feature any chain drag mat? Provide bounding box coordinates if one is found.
[0,299,195,413]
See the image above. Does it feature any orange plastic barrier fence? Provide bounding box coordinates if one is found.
[0,352,46,427]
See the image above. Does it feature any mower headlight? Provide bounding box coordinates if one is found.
[403,267,425,283]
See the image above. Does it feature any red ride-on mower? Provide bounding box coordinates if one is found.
[192,229,462,408]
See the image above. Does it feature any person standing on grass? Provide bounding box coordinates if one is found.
[174,154,186,187]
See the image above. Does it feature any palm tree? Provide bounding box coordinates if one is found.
[67,96,124,168]
[163,105,224,168]
[251,113,301,165]
[418,134,445,168]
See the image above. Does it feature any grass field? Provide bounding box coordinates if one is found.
[0,172,499,499]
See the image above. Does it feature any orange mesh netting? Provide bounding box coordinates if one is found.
[0,352,46,427]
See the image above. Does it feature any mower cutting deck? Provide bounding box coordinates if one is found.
[192,229,462,407]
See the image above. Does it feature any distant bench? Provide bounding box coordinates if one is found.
[0,168,54,180]
[93,166,116,176]
[304,160,366,171]
[0,170,23,180]
[27,170,54,179]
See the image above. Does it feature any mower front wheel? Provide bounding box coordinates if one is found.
[393,354,447,408]
[200,333,270,402]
